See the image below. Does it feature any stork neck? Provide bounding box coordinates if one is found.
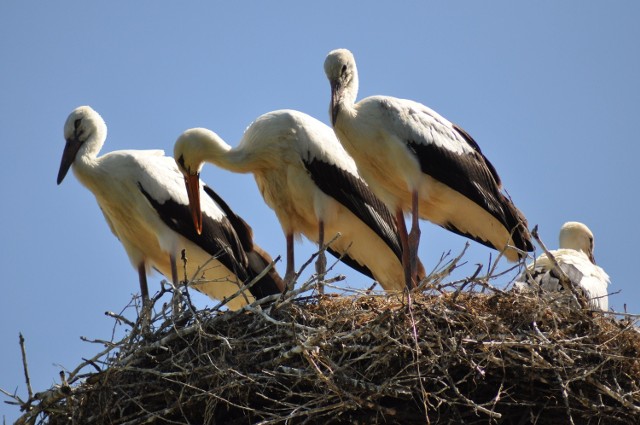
[71,132,106,183]
[336,74,359,126]
[202,138,259,174]
[343,73,359,110]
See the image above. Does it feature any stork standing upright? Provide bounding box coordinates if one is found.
[324,48,533,288]
[515,222,610,311]
[174,109,424,291]
[57,106,284,311]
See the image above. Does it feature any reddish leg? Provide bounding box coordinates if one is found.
[396,208,413,290]
[138,262,149,302]
[408,190,421,286]
[284,233,296,290]
[316,220,327,294]
[170,253,182,315]
[138,262,151,326]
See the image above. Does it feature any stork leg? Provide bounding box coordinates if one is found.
[138,262,150,302]
[284,233,296,291]
[396,208,413,290]
[408,190,421,287]
[316,220,327,294]
[137,262,151,327]
[170,253,182,316]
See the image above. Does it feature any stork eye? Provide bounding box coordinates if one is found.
[177,155,186,170]
[341,64,348,75]
[74,119,82,130]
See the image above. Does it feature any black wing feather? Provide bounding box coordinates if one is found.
[202,185,284,297]
[138,182,250,282]
[202,185,254,251]
[406,137,533,252]
[302,157,403,262]
[451,123,502,187]
[326,247,375,280]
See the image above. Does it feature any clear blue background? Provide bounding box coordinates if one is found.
[2,2,638,422]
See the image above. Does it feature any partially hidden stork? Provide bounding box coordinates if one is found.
[515,222,610,311]
[57,106,284,311]
[174,109,425,291]
[324,48,533,289]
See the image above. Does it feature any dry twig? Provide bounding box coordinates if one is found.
[4,249,640,425]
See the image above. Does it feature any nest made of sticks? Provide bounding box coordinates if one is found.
[6,250,640,425]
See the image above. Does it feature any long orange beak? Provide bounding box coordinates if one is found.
[184,173,202,235]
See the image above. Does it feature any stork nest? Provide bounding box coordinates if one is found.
[6,251,640,425]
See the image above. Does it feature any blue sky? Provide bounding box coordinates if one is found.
[2,2,639,421]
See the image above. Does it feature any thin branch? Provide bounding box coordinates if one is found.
[8,249,640,424]
[18,334,33,401]
[532,225,589,309]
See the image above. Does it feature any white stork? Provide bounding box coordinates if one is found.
[324,48,533,288]
[515,222,610,311]
[57,106,284,310]
[173,109,425,291]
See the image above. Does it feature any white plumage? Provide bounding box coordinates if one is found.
[324,48,533,288]
[57,106,283,310]
[174,109,423,291]
[515,222,610,310]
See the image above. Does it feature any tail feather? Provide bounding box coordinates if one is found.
[246,244,286,298]
[500,192,534,256]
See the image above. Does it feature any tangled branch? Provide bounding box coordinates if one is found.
[5,250,640,424]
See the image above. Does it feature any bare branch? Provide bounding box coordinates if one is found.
[8,250,640,424]
[18,334,33,401]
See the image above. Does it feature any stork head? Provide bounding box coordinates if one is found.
[58,106,107,185]
[324,48,359,126]
[174,128,227,235]
[559,221,596,264]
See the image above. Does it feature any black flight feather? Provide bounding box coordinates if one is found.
[137,182,250,282]
[202,185,284,296]
[302,157,403,262]
[327,247,375,280]
[405,137,533,253]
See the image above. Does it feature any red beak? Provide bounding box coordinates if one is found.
[184,173,202,235]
